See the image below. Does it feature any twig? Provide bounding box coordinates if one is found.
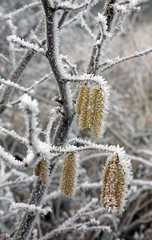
[98,47,152,73]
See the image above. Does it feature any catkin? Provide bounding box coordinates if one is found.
[86,87,98,127]
[39,159,48,185]
[76,84,87,115]
[79,85,90,128]
[34,159,48,185]
[93,89,104,137]
[34,161,41,176]
[101,155,126,215]
[60,154,79,198]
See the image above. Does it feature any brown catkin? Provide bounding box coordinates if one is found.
[86,87,98,127]
[101,155,126,215]
[93,89,104,137]
[76,84,87,115]
[34,159,48,185]
[39,159,48,186]
[60,154,78,198]
[34,161,41,176]
[79,85,90,128]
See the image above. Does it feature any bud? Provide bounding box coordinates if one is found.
[79,85,90,128]
[86,87,98,127]
[60,154,79,197]
[34,159,48,185]
[93,89,105,137]
[101,154,131,215]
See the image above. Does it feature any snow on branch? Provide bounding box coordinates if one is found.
[56,0,99,11]
[61,54,78,75]
[96,13,107,35]
[99,47,152,73]
[7,35,45,54]
[0,126,28,146]
[10,202,52,215]
[0,176,34,189]
[19,94,45,160]
[0,2,41,22]
[65,73,110,93]
[39,198,101,240]
[46,108,60,145]
[0,145,27,170]
[80,14,95,40]
[0,77,29,92]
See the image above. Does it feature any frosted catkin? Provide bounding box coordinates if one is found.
[60,154,78,198]
[39,159,48,186]
[93,89,104,137]
[101,155,127,215]
[34,161,41,176]
[34,159,48,185]
[76,84,86,115]
[86,87,98,127]
[79,85,90,128]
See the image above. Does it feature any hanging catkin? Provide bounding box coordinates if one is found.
[60,153,79,198]
[86,87,98,127]
[79,84,90,128]
[93,89,105,137]
[76,84,87,115]
[34,161,41,176]
[101,154,130,215]
[34,159,48,185]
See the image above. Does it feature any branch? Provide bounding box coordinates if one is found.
[10,202,52,215]
[42,0,74,117]
[56,0,99,11]
[98,47,152,73]
[0,49,34,112]
[39,198,99,240]
[0,2,41,22]
[7,35,45,54]
[0,126,28,146]
[0,18,45,114]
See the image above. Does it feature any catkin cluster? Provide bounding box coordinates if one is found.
[101,154,130,215]
[34,159,48,185]
[59,153,79,198]
[76,83,105,137]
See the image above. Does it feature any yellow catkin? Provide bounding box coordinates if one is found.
[101,155,126,215]
[76,84,86,115]
[93,89,104,137]
[79,85,90,128]
[60,154,78,198]
[34,159,48,185]
[86,87,98,127]
[39,159,48,186]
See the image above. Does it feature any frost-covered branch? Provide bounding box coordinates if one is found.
[7,35,45,54]
[39,198,100,240]
[98,47,152,73]
[56,0,99,11]
[0,18,45,113]
[0,2,41,22]
[10,202,52,215]
[0,126,28,146]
